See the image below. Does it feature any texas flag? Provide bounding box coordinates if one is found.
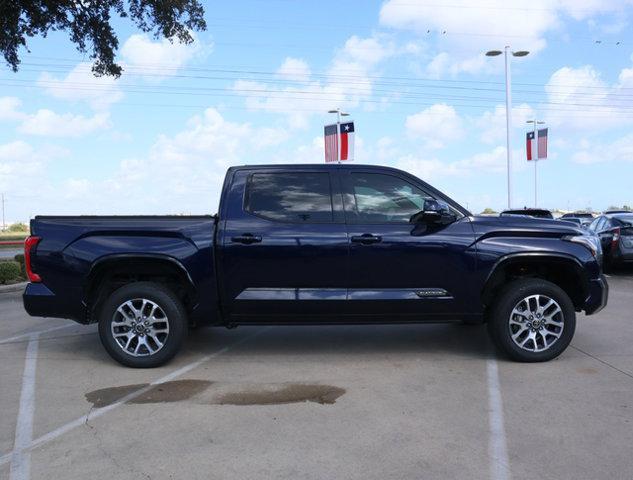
[339,122,355,161]
[526,128,548,161]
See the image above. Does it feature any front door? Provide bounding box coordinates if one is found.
[218,168,348,322]
[340,169,477,320]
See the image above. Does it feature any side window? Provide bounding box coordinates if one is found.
[594,217,606,231]
[344,173,434,223]
[245,172,333,223]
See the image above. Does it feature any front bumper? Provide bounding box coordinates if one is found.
[584,274,609,315]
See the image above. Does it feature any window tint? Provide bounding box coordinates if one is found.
[246,172,333,223]
[345,173,434,223]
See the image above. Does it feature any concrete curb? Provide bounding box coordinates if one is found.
[0,282,27,294]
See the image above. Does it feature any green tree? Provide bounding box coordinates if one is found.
[481,207,497,215]
[7,222,28,232]
[1,1,206,77]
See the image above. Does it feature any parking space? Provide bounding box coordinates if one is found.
[1,274,633,480]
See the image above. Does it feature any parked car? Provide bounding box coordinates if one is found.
[500,208,554,219]
[561,212,594,219]
[588,213,633,269]
[23,164,607,367]
[560,217,583,226]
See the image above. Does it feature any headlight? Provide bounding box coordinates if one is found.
[563,235,602,260]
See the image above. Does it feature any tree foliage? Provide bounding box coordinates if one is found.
[7,222,28,232]
[0,0,206,77]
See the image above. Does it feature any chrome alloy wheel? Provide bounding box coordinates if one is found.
[508,294,564,353]
[111,298,170,357]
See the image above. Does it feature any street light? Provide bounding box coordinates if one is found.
[485,47,530,209]
[328,109,349,123]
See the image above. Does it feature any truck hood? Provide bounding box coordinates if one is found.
[469,215,586,237]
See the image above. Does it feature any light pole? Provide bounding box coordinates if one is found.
[526,119,545,207]
[485,47,529,209]
[328,109,349,163]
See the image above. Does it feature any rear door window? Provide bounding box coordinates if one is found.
[245,172,334,223]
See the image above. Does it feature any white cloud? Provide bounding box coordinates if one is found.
[232,34,397,127]
[571,133,633,164]
[0,97,27,121]
[277,57,311,83]
[63,178,92,199]
[0,141,68,208]
[120,33,207,80]
[543,65,633,130]
[380,0,632,77]
[475,103,535,144]
[92,108,289,213]
[0,95,112,137]
[0,141,43,178]
[18,110,110,137]
[39,62,123,111]
[405,103,463,148]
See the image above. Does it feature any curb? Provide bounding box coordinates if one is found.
[0,282,27,294]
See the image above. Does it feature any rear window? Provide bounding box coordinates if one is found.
[245,172,333,223]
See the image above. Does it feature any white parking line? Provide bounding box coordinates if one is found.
[9,334,39,480]
[0,325,74,345]
[487,359,511,480]
[0,328,267,467]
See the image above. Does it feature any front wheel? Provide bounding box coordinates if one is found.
[98,282,187,368]
[487,278,576,362]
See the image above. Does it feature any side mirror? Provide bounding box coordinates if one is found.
[410,199,457,225]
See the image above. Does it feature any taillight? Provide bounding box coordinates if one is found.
[24,236,42,283]
[611,227,621,250]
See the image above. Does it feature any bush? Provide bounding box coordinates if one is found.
[0,261,21,284]
[14,254,25,278]
[7,222,28,233]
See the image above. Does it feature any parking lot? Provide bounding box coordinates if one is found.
[1,274,633,480]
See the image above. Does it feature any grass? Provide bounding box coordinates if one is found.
[0,232,28,242]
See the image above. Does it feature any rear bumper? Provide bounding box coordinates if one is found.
[584,274,609,315]
[23,283,86,322]
[611,251,633,264]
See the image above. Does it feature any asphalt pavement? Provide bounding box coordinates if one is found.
[1,273,633,480]
[0,248,21,259]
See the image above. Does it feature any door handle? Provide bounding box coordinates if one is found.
[351,234,382,245]
[231,234,262,244]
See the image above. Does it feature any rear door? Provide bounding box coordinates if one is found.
[340,169,478,320]
[218,168,348,321]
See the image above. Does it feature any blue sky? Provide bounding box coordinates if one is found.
[2,0,633,221]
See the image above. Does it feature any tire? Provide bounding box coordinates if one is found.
[487,278,576,362]
[98,282,188,368]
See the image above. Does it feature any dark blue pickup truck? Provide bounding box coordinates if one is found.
[23,164,608,367]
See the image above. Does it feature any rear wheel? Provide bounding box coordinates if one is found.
[487,278,576,362]
[98,282,187,368]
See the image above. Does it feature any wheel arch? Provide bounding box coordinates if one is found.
[482,253,589,314]
[84,254,197,323]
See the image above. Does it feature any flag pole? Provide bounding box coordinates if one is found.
[527,119,545,207]
[534,120,537,207]
[337,109,341,165]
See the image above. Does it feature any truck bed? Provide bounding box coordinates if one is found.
[26,215,218,324]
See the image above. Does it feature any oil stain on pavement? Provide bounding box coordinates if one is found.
[214,384,345,405]
[85,381,345,407]
[85,380,213,407]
